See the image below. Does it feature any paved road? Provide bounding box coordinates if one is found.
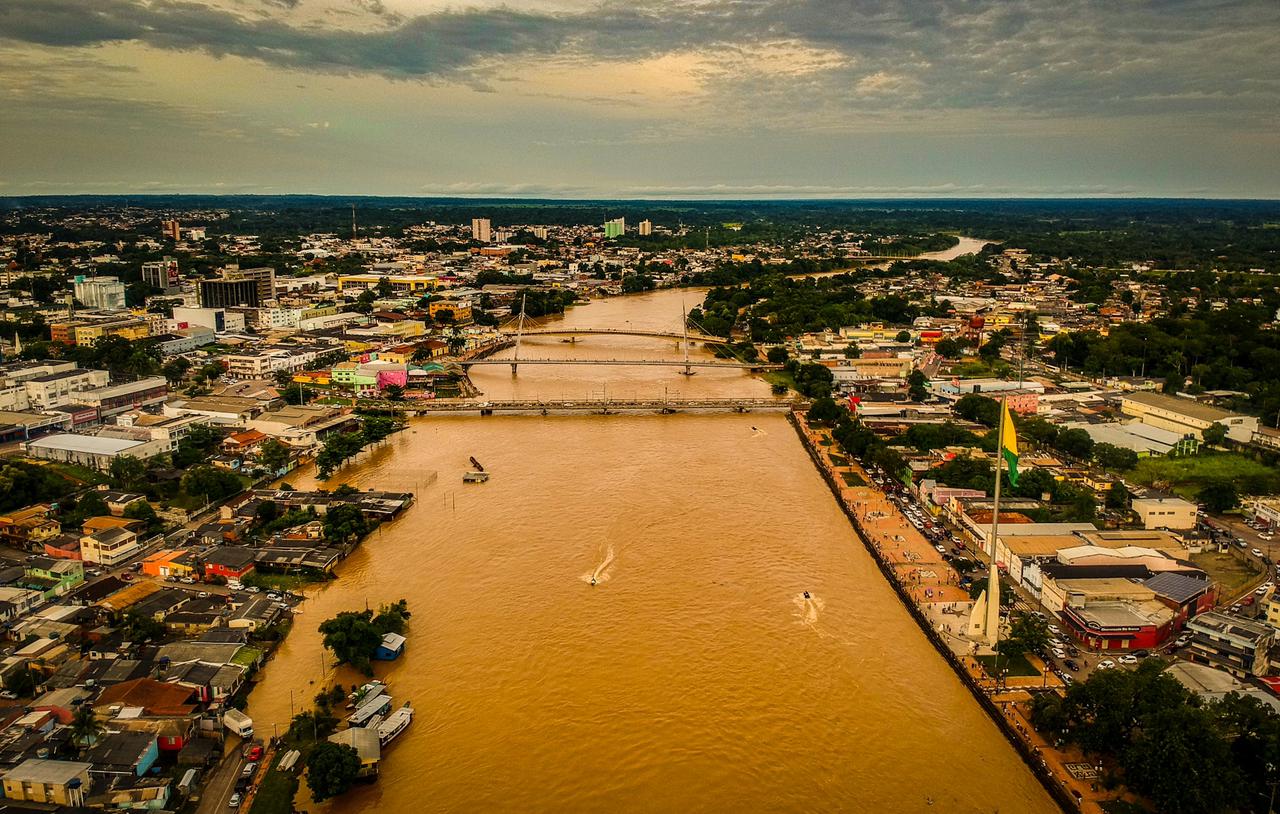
[195,739,243,814]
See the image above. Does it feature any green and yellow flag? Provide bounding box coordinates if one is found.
[1001,400,1020,486]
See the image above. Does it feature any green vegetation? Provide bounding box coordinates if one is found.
[1127,454,1280,501]
[248,761,298,814]
[1030,660,1280,814]
[1189,551,1262,599]
[318,599,411,675]
[316,416,398,478]
[0,461,86,514]
[839,472,866,487]
[975,653,1039,678]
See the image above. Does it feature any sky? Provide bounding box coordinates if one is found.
[1,0,1278,198]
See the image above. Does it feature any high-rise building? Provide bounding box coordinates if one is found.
[531,226,549,240]
[161,219,181,241]
[199,266,276,308]
[604,218,626,238]
[494,229,514,243]
[141,257,180,291]
[471,218,491,243]
[638,220,653,236]
[72,276,126,309]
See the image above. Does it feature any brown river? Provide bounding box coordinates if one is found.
[248,246,1056,813]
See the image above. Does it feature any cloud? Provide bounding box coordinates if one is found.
[0,0,1275,124]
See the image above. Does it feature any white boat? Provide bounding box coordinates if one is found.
[377,703,414,746]
[463,471,490,483]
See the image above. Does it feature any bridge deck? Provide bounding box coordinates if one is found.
[464,358,778,370]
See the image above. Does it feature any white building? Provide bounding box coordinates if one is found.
[23,368,110,410]
[73,276,126,309]
[80,527,141,566]
[1132,497,1198,531]
[638,220,653,236]
[471,218,491,243]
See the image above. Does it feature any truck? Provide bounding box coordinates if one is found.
[222,708,254,738]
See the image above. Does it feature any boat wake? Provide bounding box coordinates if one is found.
[582,544,616,585]
[793,592,824,627]
[751,426,768,438]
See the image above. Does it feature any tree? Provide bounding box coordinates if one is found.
[122,500,160,533]
[954,394,999,427]
[305,741,361,802]
[1124,704,1244,814]
[790,362,834,399]
[1199,480,1239,513]
[1053,427,1095,460]
[162,357,192,385]
[375,276,394,298]
[323,504,369,544]
[1093,442,1138,473]
[806,397,843,426]
[180,465,243,504]
[120,610,166,642]
[108,456,147,491]
[383,384,405,401]
[895,330,911,343]
[765,346,789,364]
[1105,481,1131,511]
[907,370,928,402]
[257,438,290,475]
[999,613,1051,661]
[70,703,103,747]
[842,343,861,359]
[1202,422,1228,446]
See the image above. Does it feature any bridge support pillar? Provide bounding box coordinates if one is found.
[510,363,518,376]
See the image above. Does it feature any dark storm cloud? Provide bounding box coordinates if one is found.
[0,0,1277,120]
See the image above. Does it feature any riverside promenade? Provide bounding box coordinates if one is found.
[790,411,1143,814]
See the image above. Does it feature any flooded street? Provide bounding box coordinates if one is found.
[247,279,1056,813]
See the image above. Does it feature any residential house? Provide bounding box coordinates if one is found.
[1,758,92,806]
[80,527,140,566]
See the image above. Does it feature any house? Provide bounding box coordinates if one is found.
[80,527,140,566]
[227,596,281,632]
[0,505,60,551]
[221,430,267,455]
[1131,497,1198,531]
[84,732,160,778]
[95,679,200,752]
[97,490,148,517]
[374,632,405,661]
[328,727,380,777]
[140,550,197,580]
[21,558,84,599]
[202,547,256,583]
[81,516,145,537]
[2,758,93,806]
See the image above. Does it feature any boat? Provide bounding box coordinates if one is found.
[469,456,485,472]
[346,680,387,709]
[377,702,414,746]
[463,471,490,483]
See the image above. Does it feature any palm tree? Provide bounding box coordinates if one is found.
[71,704,102,747]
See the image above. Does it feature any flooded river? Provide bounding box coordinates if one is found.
[247,278,1055,813]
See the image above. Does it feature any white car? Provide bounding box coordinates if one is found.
[1047,624,1060,635]
[1096,660,1116,670]
[1051,648,1067,659]
[1253,549,1264,558]
[1118,655,1138,665]
[935,545,947,555]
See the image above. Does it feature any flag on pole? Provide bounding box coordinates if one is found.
[1001,400,1020,486]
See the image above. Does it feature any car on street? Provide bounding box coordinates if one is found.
[1051,648,1067,659]
[1096,660,1116,670]
[1047,624,1060,635]
[1118,654,1138,665]
[246,745,263,761]
[1253,549,1265,558]
[1063,659,1080,672]
[241,761,257,778]
[229,793,242,808]
[1175,633,1192,647]
[1132,649,1150,659]
[198,591,211,599]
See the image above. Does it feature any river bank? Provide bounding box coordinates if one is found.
[787,409,1129,814]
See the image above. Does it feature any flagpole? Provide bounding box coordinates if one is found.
[985,394,1008,660]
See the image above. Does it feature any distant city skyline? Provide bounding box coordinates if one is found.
[2,0,1278,198]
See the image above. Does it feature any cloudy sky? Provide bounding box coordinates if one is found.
[2,0,1278,197]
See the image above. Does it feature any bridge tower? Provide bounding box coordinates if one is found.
[680,296,695,376]
[512,294,526,376]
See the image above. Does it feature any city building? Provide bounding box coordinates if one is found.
[80,527,141,566]
[1186,611,1274,678]
[72,318,150,347]
[74,276,126,309]
[1131,497,1198,530]
[604,218,625,238]
[24,432,168,470]
[199,266,275,309]
[141,257,180,291]
[638,219,653,236]
[471,218,491,243]
[161,219,181,241]
[1119,391,1259,443]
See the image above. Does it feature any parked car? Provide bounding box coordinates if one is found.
[229,793,242,808]
[1132,649,1150,659]
[1253,549,1265,558]
[1118,654,1138,665]
[1051,648,1067,659]
[1175,633,1193,647]
[246,745,263,761]
[241,762,257,778]
[1096,660,1116,670]
[198,591,211,599]
[1063,659,1081,672]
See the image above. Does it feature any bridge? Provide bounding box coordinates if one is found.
[502,327,724,342]
[382,397,800,415]
[463,358,778,371]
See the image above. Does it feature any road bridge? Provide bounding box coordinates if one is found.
[503,327,725,342]
[462,358,778,371]
[383,397,800,415]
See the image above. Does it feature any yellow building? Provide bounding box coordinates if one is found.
[337,273,437,294]
[3,759,92,806]
[73,318,150,346]
[428,299,473,324]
